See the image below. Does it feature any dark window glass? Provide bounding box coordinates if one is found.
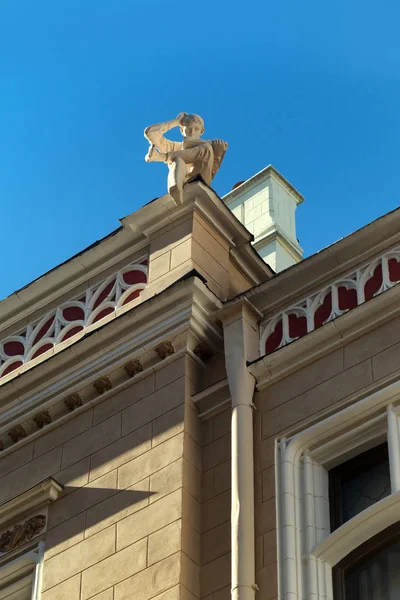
[333,523,400,600]
[345,540,400,599]
[329,443,390,531]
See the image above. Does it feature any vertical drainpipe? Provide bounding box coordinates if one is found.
[218,299,261,600]
[31,541,45,600]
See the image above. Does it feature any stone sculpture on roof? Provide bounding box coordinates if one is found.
[144,112,228,204]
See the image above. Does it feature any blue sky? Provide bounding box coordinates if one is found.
[1,0,400,300]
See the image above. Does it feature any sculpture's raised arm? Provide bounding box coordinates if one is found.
[144,112,227,205]
[144,113,187,153]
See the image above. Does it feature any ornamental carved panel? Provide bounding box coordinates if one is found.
[0,515,46,554]
[261,247,400,356]
[0,260,148,381]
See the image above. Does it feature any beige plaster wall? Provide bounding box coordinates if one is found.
[0,356,202,600]
[254,315,400,600]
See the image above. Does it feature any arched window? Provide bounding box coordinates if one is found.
[276,380,400,600]
[329,443,391,531]
[333,522,400,600]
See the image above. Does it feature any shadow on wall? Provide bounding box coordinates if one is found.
[0,373,193,560]
[46,486,155,554]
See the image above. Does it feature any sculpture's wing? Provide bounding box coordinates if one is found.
[211,140,227,180]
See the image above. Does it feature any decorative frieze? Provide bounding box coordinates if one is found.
[155,341,175,360]
[8,425,27,444]
[0,260,148,382]
[0,338,184,453]
[93,376,113,395]
[261,246,400,356]
[124,359,143,377]
[33,411,52,429]
[0,515,46,554]
[64,393,83,412]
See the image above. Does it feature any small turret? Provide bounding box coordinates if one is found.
[224,165,304,272]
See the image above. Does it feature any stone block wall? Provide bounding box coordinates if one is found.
[0,355,202,600]
[254,315,400,600]
[147,209,253,301]
[200,408,231,600]
[148,212,231,300]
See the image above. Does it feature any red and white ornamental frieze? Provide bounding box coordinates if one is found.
[0,261,148,380]
[261,248,400,356]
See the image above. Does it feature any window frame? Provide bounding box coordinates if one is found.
[329,442,390,531]
[332,521,400,600]
[276,380,400,600]
[0,543,44,600]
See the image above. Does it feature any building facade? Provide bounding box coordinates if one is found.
[0,167,399,600]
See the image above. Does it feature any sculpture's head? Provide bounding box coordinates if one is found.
[180,114,205,139]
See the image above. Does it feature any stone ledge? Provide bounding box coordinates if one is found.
[0,477,63,529]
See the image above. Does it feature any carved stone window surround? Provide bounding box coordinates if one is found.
[0,477,62,600]
[277,379,400,600]
[0,516,47,556]
[0,543,45,600]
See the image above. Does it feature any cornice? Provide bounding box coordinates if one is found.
[235,207,400,318]
[259,242,400,357]
[230,243,274,284]
[122,180,273,284]
[249,283,400,389]
[0,261,148,384]
[1,179,255,341]
[252,225,303,258]
[0,274,222,442]
[122,180,256,249]
[0,348,188,457]
[192,378,231,420]
[215,296,263,325]
[0,478,62,529]
[0,237,149,340]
